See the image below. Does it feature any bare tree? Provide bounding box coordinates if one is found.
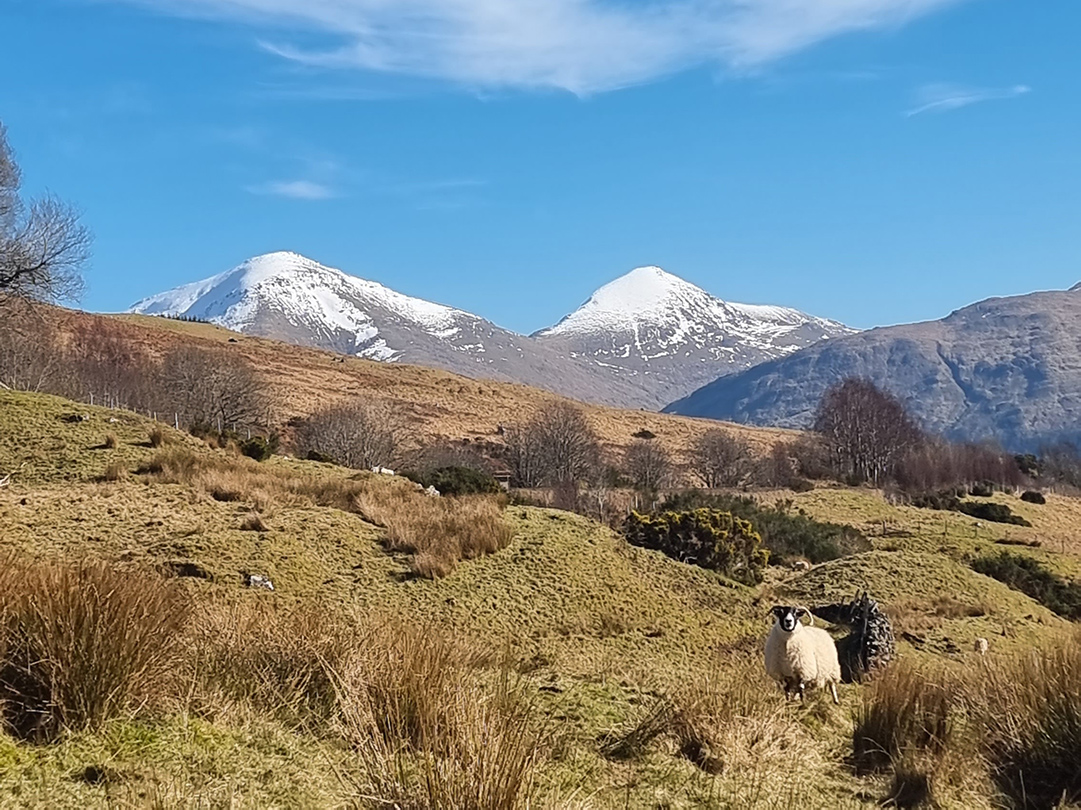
[0,305,61,392]
[625,437,671,492]
[0,123,90,304]
[67,319,157,410]
[296,399,404,470]
[691,429,752,488]
[526,401,600,486]
[813,378,924,485]
[161,346,263,431]
[503,424,547,488]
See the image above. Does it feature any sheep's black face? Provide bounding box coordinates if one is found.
[772,606,800,633]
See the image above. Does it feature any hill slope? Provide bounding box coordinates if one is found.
[0,389,1076,807]
[665,285,1081,450]
[39,304,793,465]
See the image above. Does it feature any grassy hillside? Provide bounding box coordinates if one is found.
[0,389,1078,808]
[34,305,794,461]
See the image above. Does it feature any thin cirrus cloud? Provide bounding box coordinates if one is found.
[246,179,338,199]
[906,82,1032,116]
[107,0,975,95]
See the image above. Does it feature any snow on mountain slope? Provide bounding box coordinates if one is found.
[539,266,846,349]
[129,252,468,361]
[533,266,854,405]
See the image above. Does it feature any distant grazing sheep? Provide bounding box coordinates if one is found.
[765,605,841,704]
[974,637,989,656]
[791,559,811,572]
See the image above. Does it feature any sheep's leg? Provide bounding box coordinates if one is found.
[829,682,839,705]
[797,682,806,703]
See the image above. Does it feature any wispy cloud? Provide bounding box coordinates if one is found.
[246,179,337,199]
[105,0,974,95]
[906,82,1031,117]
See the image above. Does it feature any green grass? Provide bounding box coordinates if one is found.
[1,390,1078,808]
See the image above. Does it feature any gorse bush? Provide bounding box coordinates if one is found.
[239,434,278,462]
[403,465,502,497]
[968,481,995,497]
[972,552,1081,620]
[957,501,1031,526]
[660,491,869,565]
[909,492,1032,525]
[624,508,768,584]
[1020,490,1046,505]
[0,558,189,742]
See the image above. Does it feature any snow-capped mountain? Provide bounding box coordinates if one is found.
[131,252,481,363]
[533,266,855,407]
[128,252,655,407]
[128,253,852,410]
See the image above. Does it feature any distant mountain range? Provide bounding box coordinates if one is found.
[665,284,1081,451]
[128,252,851,409]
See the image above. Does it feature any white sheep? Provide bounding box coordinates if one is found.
[973,637,989,656]
[765,605,841,705]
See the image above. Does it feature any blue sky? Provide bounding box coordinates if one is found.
[1,0,1078,332]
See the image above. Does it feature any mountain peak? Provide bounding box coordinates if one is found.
[591,265,697,309]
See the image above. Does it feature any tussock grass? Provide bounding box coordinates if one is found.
[102,433,118,450]
[139,447,513,577]
[239,511,269,532]
[187,601,540,808]
[0,557,189,742]
[99,460,128,482]
[851,659,955,775]
[148,425,167,448]
[972,631,1081,809]
[603,657,821,782]
[374,493,513,578]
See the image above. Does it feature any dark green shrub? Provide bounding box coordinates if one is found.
[972,553,1081,619]
[969,481,995,497]
[623,508,768,585]
[403,466,501,497]
[1021,491,1046,505]
[240,435,278,462]
[632,429,656,440]
[910,491,962,511]
[958,501,1031,526]
[659,491,869,565]
[305,449,338,465]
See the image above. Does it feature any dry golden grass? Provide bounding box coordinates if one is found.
[148,425,167,448]
[102,433,118,450]
[606,658,819,767]
[139,446,513,576]
[0,557,189,742]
